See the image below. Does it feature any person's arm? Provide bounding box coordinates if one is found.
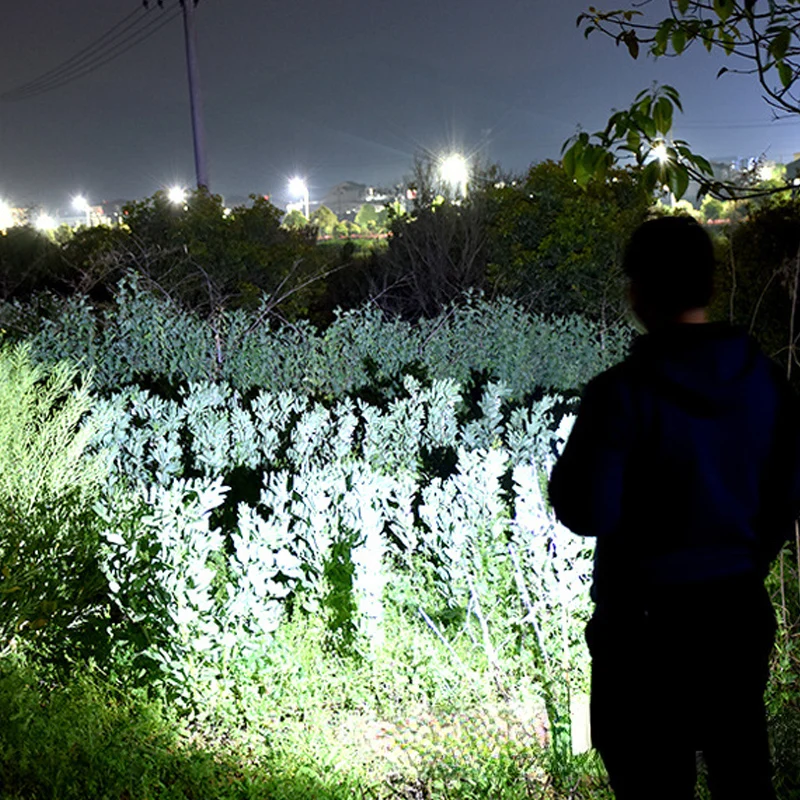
[548,372,634,537]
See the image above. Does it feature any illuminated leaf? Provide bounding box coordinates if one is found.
[662,85,684,111]
[562,143,578,178]
[632,110,657,140]
[642,162,661,193]
[653,97,674,134]
[669,166,691,200]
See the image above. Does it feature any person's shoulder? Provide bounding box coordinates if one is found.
[585,358,639,394]
[581,361,638,410]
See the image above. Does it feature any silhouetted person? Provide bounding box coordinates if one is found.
[549,216,800,799]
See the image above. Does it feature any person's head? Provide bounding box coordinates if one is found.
[623,216,715,331]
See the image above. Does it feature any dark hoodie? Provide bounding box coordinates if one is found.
[548,322,800,608]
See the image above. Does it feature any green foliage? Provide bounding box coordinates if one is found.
[562,85,712,200]
[0,345,108,656]
[0,225,65,300]
[485,161,650,319]
[0,657,370,800]
[117,189,326,320]
[0,284,629,397]
[282,208,309,230]
[375,198,490,318]
[355,203,380,231]
[713,199,800,364]
[574,2,800,199]
[77,367,595,755]
[310,204,339,236]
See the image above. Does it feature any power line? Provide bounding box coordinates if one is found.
[0,4,181,102]
[2,6,147,98]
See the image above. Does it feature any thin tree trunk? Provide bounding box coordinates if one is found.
[782,245,800,628]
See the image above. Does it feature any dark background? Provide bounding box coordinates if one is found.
[1,0,798,208]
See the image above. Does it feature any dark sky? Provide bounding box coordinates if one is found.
[2,0,799,210]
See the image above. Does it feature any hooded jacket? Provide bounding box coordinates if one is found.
[548,322,800,608]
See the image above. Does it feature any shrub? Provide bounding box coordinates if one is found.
[0,344,109,659]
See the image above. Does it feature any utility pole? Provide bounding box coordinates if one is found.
[180,0,209,190]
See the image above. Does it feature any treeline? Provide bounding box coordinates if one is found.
[0,162,652,329]
[3,160,800,376]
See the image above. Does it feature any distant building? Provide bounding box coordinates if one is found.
[317,181,401,220]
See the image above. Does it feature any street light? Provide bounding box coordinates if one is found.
[0,200,13,232]
[72,195,91,227]
[35,213,56,232]
[440,153,469,199]
[288,177,310,219]
[168,186,187,205]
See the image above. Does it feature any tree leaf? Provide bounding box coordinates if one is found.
[672,28,687,54]
[713,0,733,22]
[662,85,684,112]
[632,110,657,141]
[720,31,735,56]
[677,0,690,14]
[692,155,714,176]
[669,166,691,200]
[653,20,673,57]
[622,30,640,59]
[770,28,792,62]
[778,60,793,89]
[562,143,579,178]
[642,162,661,193]
[653,97,674,135]
[626,128,642,155]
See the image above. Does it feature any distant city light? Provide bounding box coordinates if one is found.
[440,153,469,198]
[757,163,774,182]
[0,200,13,231]
[168,186,187,205]
[35,213,56,231]
[72,195,91,226]
[288,177,310,218]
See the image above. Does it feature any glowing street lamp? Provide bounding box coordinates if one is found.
[0,200,13,232]
[288,177,310,219]
[440,153,469,199]
[35,213,56,232]
[72,195,91,227]
[168,186,187,205]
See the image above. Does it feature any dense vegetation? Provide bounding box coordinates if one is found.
[1,158,800,799]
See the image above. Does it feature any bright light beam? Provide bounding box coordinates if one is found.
[0,200,13,231]
[440,153,469,199]
[652,143,669,164]
[288,177,310,218]
[35,213,56,231]
[168,186,187,205]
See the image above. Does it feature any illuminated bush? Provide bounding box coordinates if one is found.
[0,345,108,656]
[0,280,630,398]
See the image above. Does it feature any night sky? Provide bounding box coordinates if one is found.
[2,0,799,210]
